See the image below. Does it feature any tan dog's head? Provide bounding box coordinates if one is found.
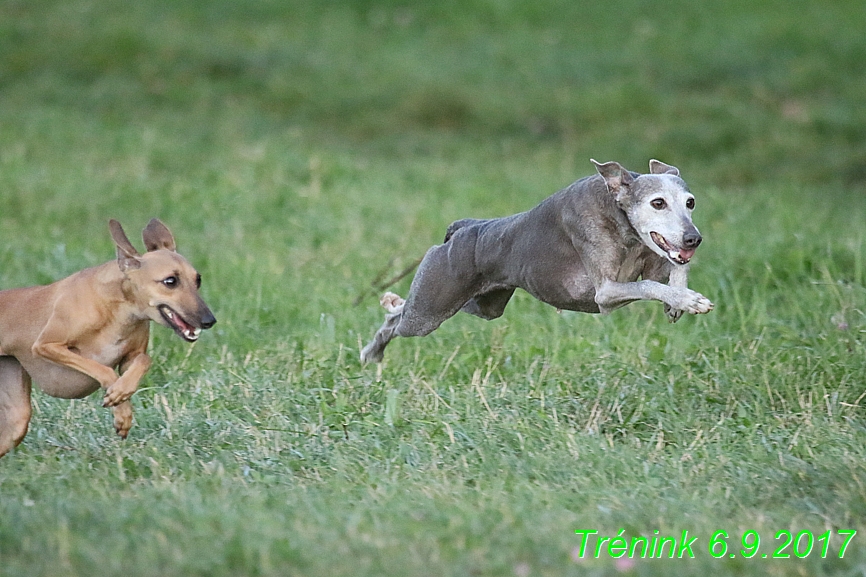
[109,219,216,341]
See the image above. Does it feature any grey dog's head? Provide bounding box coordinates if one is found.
[591,159,702,266]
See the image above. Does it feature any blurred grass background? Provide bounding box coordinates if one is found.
[1,0,866,575]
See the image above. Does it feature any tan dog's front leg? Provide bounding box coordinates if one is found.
[31,341,119,389]
[108,352,152,439]
[104,352,152,408]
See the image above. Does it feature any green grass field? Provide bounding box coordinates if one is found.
[2,0,866,575]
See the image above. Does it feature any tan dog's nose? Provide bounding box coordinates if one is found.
[200,309,216,329]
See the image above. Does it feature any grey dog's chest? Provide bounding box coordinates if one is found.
[616,244,650,283]
[492,212,650,311]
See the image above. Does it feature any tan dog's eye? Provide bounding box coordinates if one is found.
[686,198,695,209]
[162,276,179,288]
[195,274,202,289]
[650,198,666,210]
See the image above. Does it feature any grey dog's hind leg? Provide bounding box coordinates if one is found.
[360,308,404,364]
[361,235,483,363]
[461,288,515,320]
[395,237,484,336]
[0,356,32,458]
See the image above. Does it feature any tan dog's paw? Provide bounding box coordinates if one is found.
[113,401,133,439]
[103,377,138,407]
[380,292,406,314]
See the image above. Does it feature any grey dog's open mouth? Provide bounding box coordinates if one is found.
[650,232,695,265]
[158,305,201,342]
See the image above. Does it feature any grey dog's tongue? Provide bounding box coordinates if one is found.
[679,248,696,262]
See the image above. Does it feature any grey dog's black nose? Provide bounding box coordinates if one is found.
[683,231,702,249]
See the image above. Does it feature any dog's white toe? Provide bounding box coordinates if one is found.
[670,288,714,316]
[687,296,714,314]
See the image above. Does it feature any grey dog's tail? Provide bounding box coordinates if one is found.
[443,218,490,243]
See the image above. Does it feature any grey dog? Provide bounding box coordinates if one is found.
[361,159,713,363]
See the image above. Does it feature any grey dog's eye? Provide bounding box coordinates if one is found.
[686,198,695,209]
[650,198,666,210]
[162,276,179,288]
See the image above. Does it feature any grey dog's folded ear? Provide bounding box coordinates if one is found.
[591,159,634,194]
[142,218,177,252]
[108,219,142,272]
[649,159,680,177]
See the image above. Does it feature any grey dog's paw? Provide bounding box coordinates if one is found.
[665,288,713,322]
[665,304,684,323]
[683,290,713,314]
[360,343,384,364]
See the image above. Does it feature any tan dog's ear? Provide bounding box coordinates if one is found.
[591,159,634,194]
[109,219,142,272]
[142,218,176,252]
[649,159,680,177]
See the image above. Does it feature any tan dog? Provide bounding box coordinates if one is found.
[0,219,215,457]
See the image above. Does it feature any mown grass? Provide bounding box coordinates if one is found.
[1,0,866,575]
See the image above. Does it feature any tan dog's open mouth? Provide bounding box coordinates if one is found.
[650,232,695,265]
[158,305,202,342]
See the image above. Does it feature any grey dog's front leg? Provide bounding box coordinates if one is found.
[594,278,713,316]
[664,265,689,322]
